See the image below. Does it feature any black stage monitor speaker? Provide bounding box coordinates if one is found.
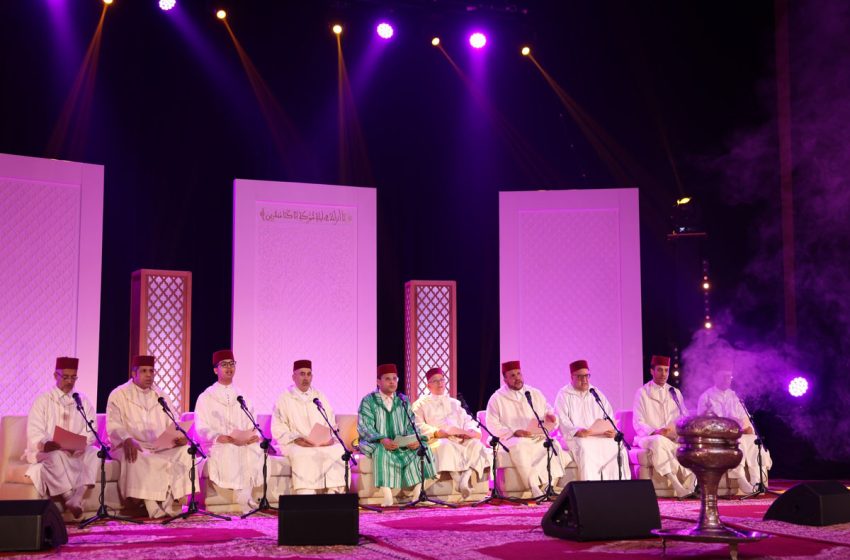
[278,493,359,546]
[764,481,850,526]
[0,500,68,552]
[542,480,661,541]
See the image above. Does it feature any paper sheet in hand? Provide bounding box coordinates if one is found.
[392,434,420,447]
[443,426,477,438]
[586,418,613,436]
[149,421,193,451]
[52,426,87,452]
[228,428,256,444]
[524,418,556,435]
[305,424,332,446]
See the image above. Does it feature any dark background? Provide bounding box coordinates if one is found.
[2,1,847,477]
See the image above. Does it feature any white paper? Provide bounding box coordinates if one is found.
[228,428,257,444]
[443,426,478,438]
[586,418,613,436]
[52,425,87,452]
[525,418,556,435]
[147,421,193,451]
[305,423,332,446]
[392,434,420,447]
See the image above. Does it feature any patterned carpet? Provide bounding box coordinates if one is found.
[3,494,850,559]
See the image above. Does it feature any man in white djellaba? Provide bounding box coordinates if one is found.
[194,349,264,513]
[24,356,99,518]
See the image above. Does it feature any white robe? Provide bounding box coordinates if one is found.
[411,393,490,480]
[106,381,196,502]
[697,386,773,483]
[24,387,99,497]
[271,385,345,491]
[554,384,631,481]
[194,382,264,491]
[632,381,693,479]
[485,384,567,489]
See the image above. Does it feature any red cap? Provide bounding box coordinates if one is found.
[501,360,521,374]
[55,357,79,370]
[132,355,155,368]
[425,367,444,380]
[212,349,234,366]
[569,359,589,373]
[293,359,312,371]
[651,355,671,367]
[377,363,398,378]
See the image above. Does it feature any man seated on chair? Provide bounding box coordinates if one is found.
[697,366,772,494]
[555,359,631,481]
[106,355,194,518]
[357,363,435,507]
[24,356,99,518]
[195,349,263,513]
[271,359,345,495]
[632,354,695,498]
[485,360,567,499]
[411,367,490,498]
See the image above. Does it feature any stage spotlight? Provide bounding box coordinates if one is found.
[704,321,713,329]
[376,22,394,40]
[788,376,809,397]
[521,46,531,56]
[216,9,226,19]
[332,24,343,35]
[702,282,710,290]
[469,32,487,49]
[159,0,176,10]
[431,37,440,46]
[103,0,113,5]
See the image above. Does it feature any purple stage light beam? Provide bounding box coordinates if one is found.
[788,376,809,397]
[469,32,487,49]
[376,22,394,40]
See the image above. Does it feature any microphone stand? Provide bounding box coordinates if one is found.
[158,400,231,524]
[237,397,278,518]
[589,389,630,481]
[312,399,381,513]
[398,395,456,509]
[75,398,141,529]
[737,397,779,500]
[526,393,558,503]
[454,395,525,507]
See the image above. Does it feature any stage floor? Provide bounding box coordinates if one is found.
[4,481,850,560]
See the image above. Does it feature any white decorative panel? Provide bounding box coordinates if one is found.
[233,180,376,414]
[500,189,642,411]
[0,153,104,414]
[405,281,457,401]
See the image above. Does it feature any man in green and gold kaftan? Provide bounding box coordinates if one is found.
[357,363,436,507]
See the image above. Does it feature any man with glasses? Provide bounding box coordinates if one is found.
[107,355,194,518]
[555,359,631,481]
[411,367,490,498]
[24,357,98,518]
[195,350,264,512]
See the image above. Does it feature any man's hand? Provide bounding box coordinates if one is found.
[217,435,235,444]
[381,438,399,450]
[42,440,62,452]
[246,435,261,445]
[434,430,448,439]
[513,429,532,438]
[173,436,188,447]
[123,438,141,463]
[544,412,557,424]
[294,438,315,447]
[743,426,754,435]
[653,427,670,437]
[603,429,616,438]
[455,433,472,440]
[574,429,590,438]
[406,439,421,450]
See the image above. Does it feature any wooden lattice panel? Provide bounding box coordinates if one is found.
[130,269,192,413]
[404,281,457,401]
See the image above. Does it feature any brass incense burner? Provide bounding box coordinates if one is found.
[652,416,767,559]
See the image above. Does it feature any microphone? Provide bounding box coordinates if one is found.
[456,392,471,413]
[237,395,247,409]
[524,390,533,407]
[588,387,602,404]
[312,397,324,410]
[72,392,83,409]
[157,396,171,413]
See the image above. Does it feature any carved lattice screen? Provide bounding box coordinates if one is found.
[404,280,457,401]
[130,269,192,413]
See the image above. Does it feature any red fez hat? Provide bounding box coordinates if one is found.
[425,367,444,380]
[293,359,312,371]
[650,355,671,367]
[212,349,235,366]
[132,355,155,368]
[377,363,398,378]
[569,359,589,373]
[501,360,521,374]
[55,357,79,370]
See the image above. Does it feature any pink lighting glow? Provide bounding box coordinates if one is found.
[376,22,394,40]
[788,376,809,397]
[469,32,487,49]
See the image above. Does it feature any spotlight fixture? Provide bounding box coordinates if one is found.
[469,32,487,49]
[216,9,226,19]
[103,0,114,5]
[332,24,343,35]
[159,0,176,10]
[788,376,809,397]
[431,37,440,46]
[521,46,531,56]
[376,22,394,40]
